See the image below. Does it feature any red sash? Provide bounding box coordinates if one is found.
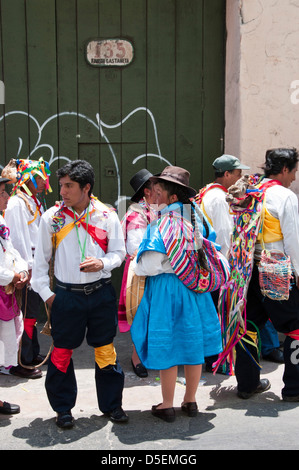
[62,207,108,253]
[193,182,228,205]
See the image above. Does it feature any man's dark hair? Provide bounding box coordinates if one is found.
[56,160,95,196]
[214,169,235,178]
[263,148,299,177]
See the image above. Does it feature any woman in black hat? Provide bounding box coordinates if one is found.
[118,169,157,377]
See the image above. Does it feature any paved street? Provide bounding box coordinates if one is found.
[1,325,299,451]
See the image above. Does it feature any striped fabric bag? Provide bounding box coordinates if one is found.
[157,212,230,293]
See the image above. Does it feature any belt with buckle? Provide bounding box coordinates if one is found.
[56,278,111,295]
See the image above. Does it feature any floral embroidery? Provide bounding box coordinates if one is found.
[51,202,66,233]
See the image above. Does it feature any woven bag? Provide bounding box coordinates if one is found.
[258,249,292,301]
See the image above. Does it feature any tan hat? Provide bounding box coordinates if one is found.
[151,166,196,197]
[1,159,18,183]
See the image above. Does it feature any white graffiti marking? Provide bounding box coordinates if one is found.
[0,81,4,105]
[0,108,171,205]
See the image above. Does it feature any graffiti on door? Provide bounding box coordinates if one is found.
[0,108,171,205]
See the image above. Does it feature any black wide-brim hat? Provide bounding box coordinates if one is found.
[150,166,196,198]
[0,177,10,184]
[130,169,154,202]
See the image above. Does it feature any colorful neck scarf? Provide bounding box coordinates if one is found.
[193,182,228,206]
[51,197,114,253]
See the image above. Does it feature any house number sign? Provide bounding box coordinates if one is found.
[86,39,134,67]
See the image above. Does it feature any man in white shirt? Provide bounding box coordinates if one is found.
[235,148,299,401]
[196,154,250,257]
[3,158,51,379]
[201,156,282,365]
[195,155,250,372]
[31,160,127,428]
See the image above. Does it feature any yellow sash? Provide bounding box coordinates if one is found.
[197,183,227,227]
[52,209,93,248]
[53,221,77,248]
[51,198,112,248]
[15,190,41,226]
[200,201,213,226]
[257,204,283,244]
[27,205,40,225]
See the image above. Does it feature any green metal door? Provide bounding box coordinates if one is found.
[0,0,225,294]
[0,0,225,209]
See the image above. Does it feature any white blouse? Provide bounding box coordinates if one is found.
[134,250,173,277]
[4,193,42,270]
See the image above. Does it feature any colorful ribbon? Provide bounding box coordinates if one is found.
[0,224,10,240]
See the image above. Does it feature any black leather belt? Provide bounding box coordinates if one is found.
[56,278,111,295]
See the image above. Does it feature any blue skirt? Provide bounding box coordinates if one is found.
[130,273,222,370]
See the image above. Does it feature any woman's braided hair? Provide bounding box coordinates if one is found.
[157,180,209,270]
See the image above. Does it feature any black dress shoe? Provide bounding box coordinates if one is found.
[181,402,198,417]
[0,401,20,414]
[10,365,42,379]
[263,348,284,363]
[131,360,148,378]
[237,378,271,399]
[30,354,48,366]
[282,394,299,402]
[151,404,175,422]
[105,407,129,423]
[56,411,74,429]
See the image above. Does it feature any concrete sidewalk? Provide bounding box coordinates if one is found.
[0,324,298,451]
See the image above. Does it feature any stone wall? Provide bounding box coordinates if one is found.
[225,0,299,193]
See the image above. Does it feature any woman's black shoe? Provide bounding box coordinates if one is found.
[181,402,198,417]
[151,404,175,422]
[131,360,148,378]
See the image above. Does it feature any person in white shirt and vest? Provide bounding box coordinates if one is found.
[235,148,299,401]
[31,160,127,428]
[2,158,51,379]
[195,154,250,259]
[194,155,251,372]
